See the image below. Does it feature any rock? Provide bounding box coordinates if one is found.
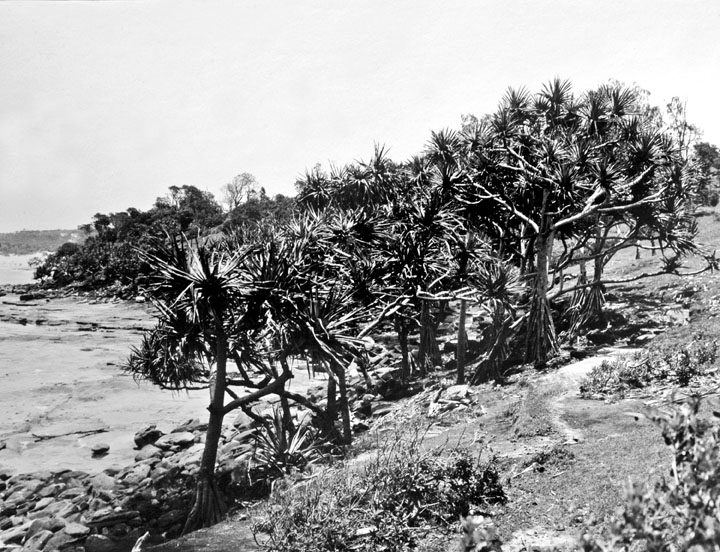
[34,499,78,519]
[26,517,65,537]
[122,464,151,487]
[57,487,85,500]
[63,522,90,538]
[445,384,470,400]
[84,534,116,552]
[43,530,78,551]
[21,528,53,550]
[90,473,116,491]
[0,520,31,545]
[31,497,54,511]
[87,509,140,528]
[134,296,146,303]
[91,443,110,457]
[154,432,196,451]
[171,419,207,434]
[352,422,370,433]
[231,411,255,429]
[37,483,64,499]
[0,441,5,451]
[133,425,164,449]
[134,445,162,463]
[19,293,46,301]
[103,465,122,477]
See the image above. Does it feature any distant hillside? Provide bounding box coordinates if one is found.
[0,229,83,256]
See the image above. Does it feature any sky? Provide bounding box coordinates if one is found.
[1,1,719,233]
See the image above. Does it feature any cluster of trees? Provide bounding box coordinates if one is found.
[33,184,293,290]
[120,79,717,530]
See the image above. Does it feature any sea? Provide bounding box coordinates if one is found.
[0,253,41,285]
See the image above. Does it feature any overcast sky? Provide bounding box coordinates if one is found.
[1,0,719,233]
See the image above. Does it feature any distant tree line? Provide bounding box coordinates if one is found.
[0,229,82,256]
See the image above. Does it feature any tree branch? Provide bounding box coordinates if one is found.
[222,370,291,415]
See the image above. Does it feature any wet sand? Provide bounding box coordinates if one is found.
[0,293,324,476]
[0,295,210,474]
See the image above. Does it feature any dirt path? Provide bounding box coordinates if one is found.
[493,347,662,552]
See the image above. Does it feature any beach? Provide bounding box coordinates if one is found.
[0,253,40,285]
[0,294,210,474]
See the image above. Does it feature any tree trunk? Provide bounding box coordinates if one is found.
[395,316,410,379]
[418,299,440,375]
[456,299,467,385]
[525,231,557,366]
[335,362,352,445]
[183,332,228,533]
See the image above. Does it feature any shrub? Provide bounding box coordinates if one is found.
[242,407,325,484]
[580,338,718,398]
[252,427,505,551]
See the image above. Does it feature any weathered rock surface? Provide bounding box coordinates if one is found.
[134,425,164,449]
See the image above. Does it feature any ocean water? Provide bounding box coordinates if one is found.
[0,254,40,285]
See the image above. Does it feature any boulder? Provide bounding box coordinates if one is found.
[91,443,110,457]
[37,483,65,499]
[87,509,140,529]
[231,411,255,429]
[0,520,31,545]
[154,432,195,451]
[445,384,470,400]
[134,445,162,463]
[122,464,151,487]
[63,522,90,538]
[43,530,78,551]
[31,497,54,511]
[171,419,207,434]
[133,426,164,449]
[89,473,116,491]
[21,528,53,550]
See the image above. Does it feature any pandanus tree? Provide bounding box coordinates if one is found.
[461,79,700,364]
[126,237,292,532]
[127,223,397,531]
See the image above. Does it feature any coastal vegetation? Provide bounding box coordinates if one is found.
[17,79,720,550]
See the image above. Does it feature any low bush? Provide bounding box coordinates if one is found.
[580,338,718,398]
[251,426,505,551]
[581,396,720,550]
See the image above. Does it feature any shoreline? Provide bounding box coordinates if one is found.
[0,293,210,475]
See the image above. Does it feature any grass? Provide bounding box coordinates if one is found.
[250,421,506,552]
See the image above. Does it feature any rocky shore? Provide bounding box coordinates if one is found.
[0,417,254,551]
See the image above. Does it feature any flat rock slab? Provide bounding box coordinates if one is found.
[154,432,196,450]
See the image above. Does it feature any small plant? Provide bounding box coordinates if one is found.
[239,407,324,485]
[252,426,505,551]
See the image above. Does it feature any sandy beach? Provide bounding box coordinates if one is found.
[0,253,40,285]
[0,294,211,474]
[0,292,324,476]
